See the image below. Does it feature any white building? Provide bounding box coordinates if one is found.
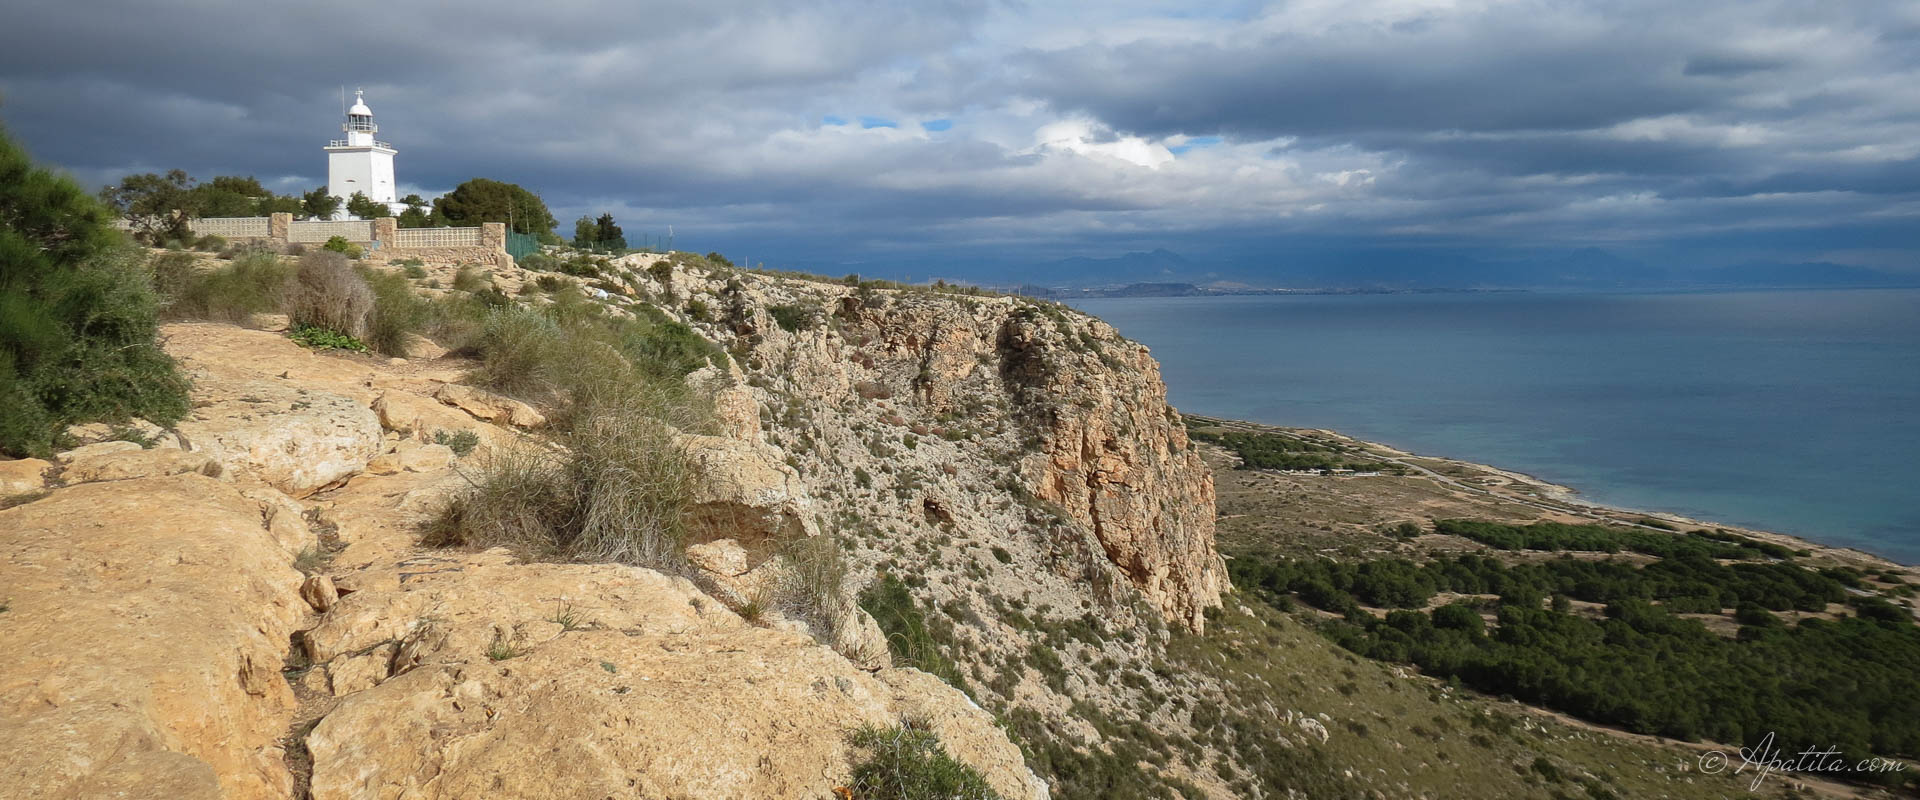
[324,90,401,219]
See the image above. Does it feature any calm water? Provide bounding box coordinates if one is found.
[1072,290,1920,563]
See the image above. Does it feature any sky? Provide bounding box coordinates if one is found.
[3,0,1918,283]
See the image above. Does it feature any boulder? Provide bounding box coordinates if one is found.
[302,574,340,612]
[0,474,307,800]
[175,379,383,497]
[0,458,52,495]
[680,434,817,548]
[433,383,545,429]
[61,448,220,484]
[401,333,448,360]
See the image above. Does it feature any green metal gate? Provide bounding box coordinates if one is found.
[505,231,541,261]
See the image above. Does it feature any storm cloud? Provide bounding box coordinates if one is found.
[2,0,1916,279]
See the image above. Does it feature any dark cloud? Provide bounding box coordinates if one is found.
[1,0,1915,279]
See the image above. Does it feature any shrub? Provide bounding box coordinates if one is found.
[770,532,851,642]
[359,266,429,356]
[0,127,189,456]
[286,251,372,339]
[321,235,363,259]
[192,233,226,252]
[158,250,290,323]
[402,263,428,279]
[423,382,697,568]
[432,429,480,457]
[288,323,369,353]
[767,303,815,332]
[451,265,490,293]
[860,575,966,689]
[518,252,556,272]
[845,721,999,800]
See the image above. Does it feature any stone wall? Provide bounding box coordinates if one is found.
[142,213,510,267]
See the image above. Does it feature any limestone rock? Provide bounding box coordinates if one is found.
[175,378,383,497]
[54,439,143,464]
[300,554,1043,800]
[433,383,545,429]
[302,574,340,612]
[0,458,51,495]
[61,422,115,444]
[834,606,892,673]
[399,442,454,472]
[1298,716,1330,745]
[712,383,761,441]
[61,447,219,484]
[328,644,396,696]
[401,333,448,360]
[685,536,752,577]
[0,474,307,800]
[680,433,817,546]
[249,312,290,332]
[236,483,317,555]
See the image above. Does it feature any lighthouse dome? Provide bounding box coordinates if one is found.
[348,93,373,117]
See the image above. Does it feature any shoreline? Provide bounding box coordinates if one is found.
[1185,413,1915,572]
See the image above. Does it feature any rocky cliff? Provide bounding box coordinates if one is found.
[0,252,1234,800]
[646,261,1226,633]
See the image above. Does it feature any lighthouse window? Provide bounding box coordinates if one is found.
[348,115,374,131]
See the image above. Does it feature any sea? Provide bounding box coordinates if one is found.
[1070,289,1920,564]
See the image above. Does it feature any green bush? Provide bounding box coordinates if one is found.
[860,575,967,690]
[0,126,189,456]
[432,429,480,457]
[358,266,429,356]
[158,250,290,323]
[321,235,362,259]
[767,303,816,332]
[845,721,1000,800]
[288,323,369,353]
[192,233,226,252]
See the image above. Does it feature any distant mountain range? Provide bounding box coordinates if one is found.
[989,247,1914,292]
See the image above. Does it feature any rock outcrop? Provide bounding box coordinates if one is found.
[0,474,308,800]
[301,552,1041,800]
[631,257,1226,632]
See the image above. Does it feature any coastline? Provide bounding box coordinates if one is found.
[1186,413,1915,572]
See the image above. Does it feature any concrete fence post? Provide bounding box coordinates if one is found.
[480,222,506,251]
[269,212,291,244]
[371,217,397,245]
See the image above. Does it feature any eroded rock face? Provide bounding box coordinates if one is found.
[644,258,1226,632]
[0,474,307,800]
[997,313,1226,631]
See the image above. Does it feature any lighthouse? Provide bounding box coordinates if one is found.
[324,90,399,219]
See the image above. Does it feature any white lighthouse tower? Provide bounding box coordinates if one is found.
[324,90,399,219]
